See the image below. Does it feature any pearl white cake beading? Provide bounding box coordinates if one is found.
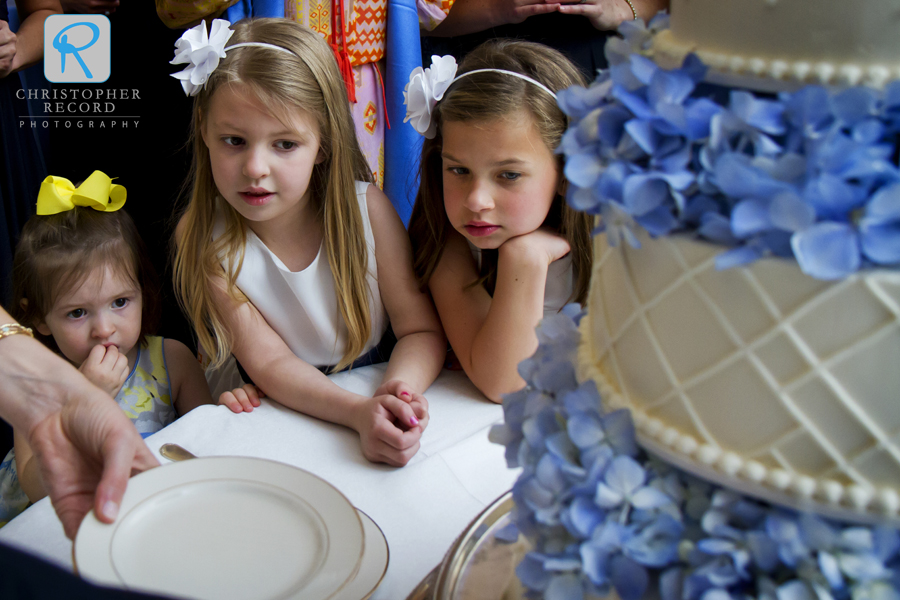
[651,30,900,89]
[578,230,900,521]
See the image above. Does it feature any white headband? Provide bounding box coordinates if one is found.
[225,42,296,57]
[170,19,298,97]
[403,55,558,139]
[451,68,557,100]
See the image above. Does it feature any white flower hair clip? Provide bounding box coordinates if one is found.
[170,19,297,97]
[403,55,458,139]
[404,55,560,139]
[170,19,234,97]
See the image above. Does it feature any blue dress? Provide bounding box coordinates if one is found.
[0,2,46,305]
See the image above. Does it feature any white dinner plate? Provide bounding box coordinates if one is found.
[334,509,389,600]
[75,457,364,600]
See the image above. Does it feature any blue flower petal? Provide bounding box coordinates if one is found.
[598,105,634,148]
[730,90,786,135]
[605,455,647,495]
[610,554,650,600]
[569,496,607,538]
[866,182,900,221]
[600,409,639,457]
[699,213,738,245]
[831,87,878,127]
[769,191,816,232]
[714,244,765,270]
[731,198,773,238]
[636,205,679,236]
[625,119,661,155]
[818,551,844,590]
[546,574,585,600]
[623,175,671,216]
[568,413,605,449]
[685,98,723,140]
[659,568,684,600]
[565,152,606,189]
[517,553,552,591]
[803,174,866,219]
[649,68,696,108]
[596,483,625,509]
[791,223,861,279]
[631,487,674,510]
[581,545,611,587]
[777,580,817,600]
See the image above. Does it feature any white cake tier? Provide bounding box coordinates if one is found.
[578,229,900,522]
[650,0,900,90]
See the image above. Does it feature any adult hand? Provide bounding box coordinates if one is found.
[79,344,129,399]
[60,0,119,15]
[374,379,429,431]
[0,320,158,539]
[557,0,636,30]
[491,0,561,26]
[352,395,423,467]
[0,21,18,79]
[26,379,159,539]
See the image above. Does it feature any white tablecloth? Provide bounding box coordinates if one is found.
[0,365,521,599]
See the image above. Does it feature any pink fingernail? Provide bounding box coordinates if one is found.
[409,416,419,426]
[401,392,410,398]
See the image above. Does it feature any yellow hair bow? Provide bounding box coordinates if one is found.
[36,171,126,216]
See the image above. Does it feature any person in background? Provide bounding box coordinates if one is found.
[417,0,670,80]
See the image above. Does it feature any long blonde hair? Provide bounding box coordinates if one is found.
[408,39,593,305]
[173,19,372,372]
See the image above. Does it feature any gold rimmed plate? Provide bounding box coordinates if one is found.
[335,509,389,600]
[75,457,364,600]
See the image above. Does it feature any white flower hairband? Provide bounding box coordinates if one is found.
[403,55,558,139]
[170,19,296,97]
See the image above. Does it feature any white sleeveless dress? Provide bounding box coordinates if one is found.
[213,181,388,368]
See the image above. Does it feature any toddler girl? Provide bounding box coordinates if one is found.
[171,19,445,467]
[0,171,222,526]
[407,40,594,403]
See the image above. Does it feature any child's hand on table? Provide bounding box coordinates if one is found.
[352,393,424,467]
[79,344,129,399]
[218,383,263,413]
[374,379,430,431]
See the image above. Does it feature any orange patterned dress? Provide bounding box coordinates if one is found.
[286,0,387,188]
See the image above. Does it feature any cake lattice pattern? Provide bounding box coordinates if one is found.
[582,231,900,518]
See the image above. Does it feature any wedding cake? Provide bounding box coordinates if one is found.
[651,0,900,89]
[487,5,900,600]
[570,2,900,523]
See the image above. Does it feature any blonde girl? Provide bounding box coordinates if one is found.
[407,40,593,403]
[1,173,217,525]
[172,19,445,467]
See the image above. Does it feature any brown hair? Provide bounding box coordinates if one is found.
[11,207,160,353]
[172,18,373,372]
[408,39,593,305]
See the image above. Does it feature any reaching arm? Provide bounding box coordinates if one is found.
[0,306,158,539]
[2,0,61,77]
[557,0,670,29]
[426,0,560,37]
[429,229,569,402]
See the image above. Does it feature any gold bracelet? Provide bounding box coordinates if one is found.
[623,0,638,19]
[0,323,34,341]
